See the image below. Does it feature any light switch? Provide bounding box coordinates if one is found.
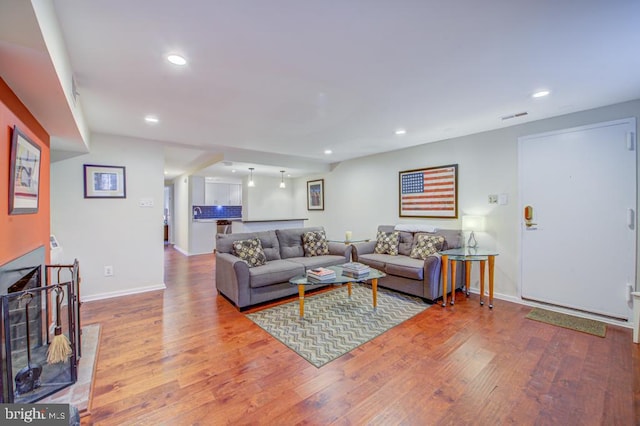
[139,198,154,207]
[498,193,508,205]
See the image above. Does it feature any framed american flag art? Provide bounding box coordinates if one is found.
[399,164,458,218]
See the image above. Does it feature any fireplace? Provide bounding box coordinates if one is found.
[0,246,80,403]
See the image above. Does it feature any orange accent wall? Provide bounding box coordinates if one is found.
[0,78,50,266]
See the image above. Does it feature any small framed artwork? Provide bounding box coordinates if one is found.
[83,164,126,198]
[9,126,41,215]
[307,179,324,211]
[399,164,458,218]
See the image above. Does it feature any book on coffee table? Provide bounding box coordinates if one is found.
[307,267,337,281]
[342,262,369,271]
[342,262,370,275]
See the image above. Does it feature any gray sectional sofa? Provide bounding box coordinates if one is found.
[352,225,465,302]
[215,226,352,309]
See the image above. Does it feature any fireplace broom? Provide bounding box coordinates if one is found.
[47,286,72,364]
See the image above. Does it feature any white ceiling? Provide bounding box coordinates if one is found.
[2,1,640,180]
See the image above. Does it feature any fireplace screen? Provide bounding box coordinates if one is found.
[0,259,80,403]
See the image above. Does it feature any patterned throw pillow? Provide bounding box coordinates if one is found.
[232,238,267,267]
[303,231,330,257]
[374,231,400,256]
[409,234,445,259]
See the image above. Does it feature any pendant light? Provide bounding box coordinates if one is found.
[248,167,255,187]
[279,170,286,189]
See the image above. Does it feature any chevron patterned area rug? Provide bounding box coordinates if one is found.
[246,283,430,367]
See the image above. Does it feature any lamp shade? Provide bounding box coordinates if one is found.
[462,215,485,231]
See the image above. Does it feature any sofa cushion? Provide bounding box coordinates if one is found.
[217,231,281,261]
[287,255,346,269]
[410,234,445,259]
[356,253,388,271]
[233,238,267,267]
[384,256,425,280]
[276,227,325,259]
[374,231,399,256]
[248,260,305,288]
[303,230,329,256]
[397,231,414,256]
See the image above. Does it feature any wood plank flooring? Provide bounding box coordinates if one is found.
[81,246,639,425]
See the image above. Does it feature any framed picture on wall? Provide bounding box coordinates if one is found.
[83,164,127,198]
[307,179,324,210]
[9,126,41,215]
[399,164,458,218]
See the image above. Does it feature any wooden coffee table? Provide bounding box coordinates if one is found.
[289,265,385,318]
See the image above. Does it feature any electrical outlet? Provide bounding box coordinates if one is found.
[488,194,498,204]
[104,265,114,277]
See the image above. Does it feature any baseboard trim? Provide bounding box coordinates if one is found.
[173,245,189,256]
[466,287,631,328]
[82,283,166,302]
[171,245,211,257]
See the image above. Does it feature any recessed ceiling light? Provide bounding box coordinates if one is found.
[395,129,407,135]
[231,169,236,173]
[324,149,333,155]
[167,54,187,66]
[532,90,550,98]
[144,115,159,124]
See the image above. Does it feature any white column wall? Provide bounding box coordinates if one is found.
[172,174,190,255]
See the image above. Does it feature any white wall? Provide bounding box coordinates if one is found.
[243,175,296,220]
[295,100,640,301]
[50,133,165,300]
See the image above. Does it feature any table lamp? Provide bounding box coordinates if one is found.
[462,215,485,248]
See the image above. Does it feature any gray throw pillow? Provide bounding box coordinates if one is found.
[232,238,267,267]
[374,231,399,256]
[303,230,330,257]
[410,234,445,259]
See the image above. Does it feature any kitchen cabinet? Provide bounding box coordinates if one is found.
[229,184,241,205]
[205,183,242,205]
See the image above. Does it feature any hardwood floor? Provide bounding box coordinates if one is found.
[82,246,639,425]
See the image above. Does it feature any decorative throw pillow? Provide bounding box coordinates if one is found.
[374,231,400,256]
[303,230,329,257]
[410,234,445,260]
[232,238,267,267]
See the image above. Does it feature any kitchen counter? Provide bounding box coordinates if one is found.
[232,218,308,233]
[193,218,241,222]
[240,218,308,223]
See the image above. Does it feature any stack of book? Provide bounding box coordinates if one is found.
[306,267,337,282]
[341,262,371,279]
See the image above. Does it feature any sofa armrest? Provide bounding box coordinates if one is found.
[423,253,444,300]
[424,253,441,276]
[215,252,251,308]
[351,240,376,261]
[328,242,353,262]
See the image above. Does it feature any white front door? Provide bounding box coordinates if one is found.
[519,118,636,320]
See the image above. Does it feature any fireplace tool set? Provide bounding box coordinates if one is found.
[0,259,80,403]
[14,292,41,395]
